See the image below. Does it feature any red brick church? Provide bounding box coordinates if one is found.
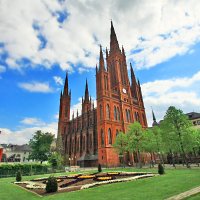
[57,22,147,167]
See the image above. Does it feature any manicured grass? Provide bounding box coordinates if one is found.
[0,168,200,200]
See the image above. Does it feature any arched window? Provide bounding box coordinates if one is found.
[104,76,108,90]
[72,139,74,153]
[128,110,131,122]
[100,104,103,120]
[114,106,117,120]
[125,109,128,122]
[116,129,119,136]
[134,112,137,121]
[117,107,120,120]
[89,134,92,148]
[142,113,146,125]
[101,129,104,146]
[83,136,85,151]
[137,112,140,122]
[77,138,79,152]
[106,104,110,119]
[108,128,112,145]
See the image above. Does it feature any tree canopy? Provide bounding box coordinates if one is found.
[160,106,195,167]
[29,130,54,163]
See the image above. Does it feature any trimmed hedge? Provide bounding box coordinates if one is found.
[0,163,50,178]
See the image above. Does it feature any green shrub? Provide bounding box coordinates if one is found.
[0,163,49,178]
[16,171,22,182]
[98,164,102,173]
[158,163,165,175]
[46,176,58,193]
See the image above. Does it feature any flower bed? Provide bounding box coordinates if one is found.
[14,171,157,196]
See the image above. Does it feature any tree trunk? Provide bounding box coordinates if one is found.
[137,150,142,168]
[170,149,176,168]
[179,134,190,168]
[193,148,199,167]
[150,153,154,168]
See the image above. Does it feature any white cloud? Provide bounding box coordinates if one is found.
[1,0,200,71]
[53,76,63,85]
[0,122,57,145]
[0,65,6,73]
[142,71,200,127]
[20,117,45,126]
[18,81,53,93]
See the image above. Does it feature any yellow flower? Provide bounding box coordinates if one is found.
[97,177,112,181]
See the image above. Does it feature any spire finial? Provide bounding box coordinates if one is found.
[110,21,120,53]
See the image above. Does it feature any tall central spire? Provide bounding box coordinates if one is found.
[64,72,69,95]
[84,79,89,101]
[110,21,120,53]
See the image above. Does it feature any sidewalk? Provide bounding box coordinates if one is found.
[166,186,200,200]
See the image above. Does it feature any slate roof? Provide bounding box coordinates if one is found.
[186,112,200,120]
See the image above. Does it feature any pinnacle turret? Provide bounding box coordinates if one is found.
[99,45,105,71]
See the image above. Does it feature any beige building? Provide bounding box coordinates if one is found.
[186,112,200,128]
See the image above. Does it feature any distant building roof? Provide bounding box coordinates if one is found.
[0,144,31,152]
[186,112,200,120]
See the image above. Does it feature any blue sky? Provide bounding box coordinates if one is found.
[0,0,200,144]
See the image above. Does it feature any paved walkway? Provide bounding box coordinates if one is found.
[166,186,200,200]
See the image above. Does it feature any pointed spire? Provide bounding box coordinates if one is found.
[122,45,125,55]
[130,63,137,85]
[96,64,98,74]
[152,109,156,122]
[64,71,69,95]
[99,45,105,71]
[106,47,108,58]
[152,108,158,126]
[84,79,89,101]
[60,90,63,99]
[110,21,120,53]
[138,79,140,86]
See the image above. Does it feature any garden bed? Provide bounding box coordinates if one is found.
[14,171,157,196]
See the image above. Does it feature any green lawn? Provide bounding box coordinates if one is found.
[0,168,200,200]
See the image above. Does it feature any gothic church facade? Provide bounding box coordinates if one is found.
[58,22,147,167]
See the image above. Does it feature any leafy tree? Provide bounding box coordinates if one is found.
[143,127,165,166]
[126,122,145,168]
[189,128,200,166]
[160,106,194,168]
[56,132,64,155]
[113,132,128,166]
[48,152,63,170]
[29,130,54,164]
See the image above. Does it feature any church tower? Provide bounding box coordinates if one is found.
[96,22,147,167]
[57,72,71,139]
